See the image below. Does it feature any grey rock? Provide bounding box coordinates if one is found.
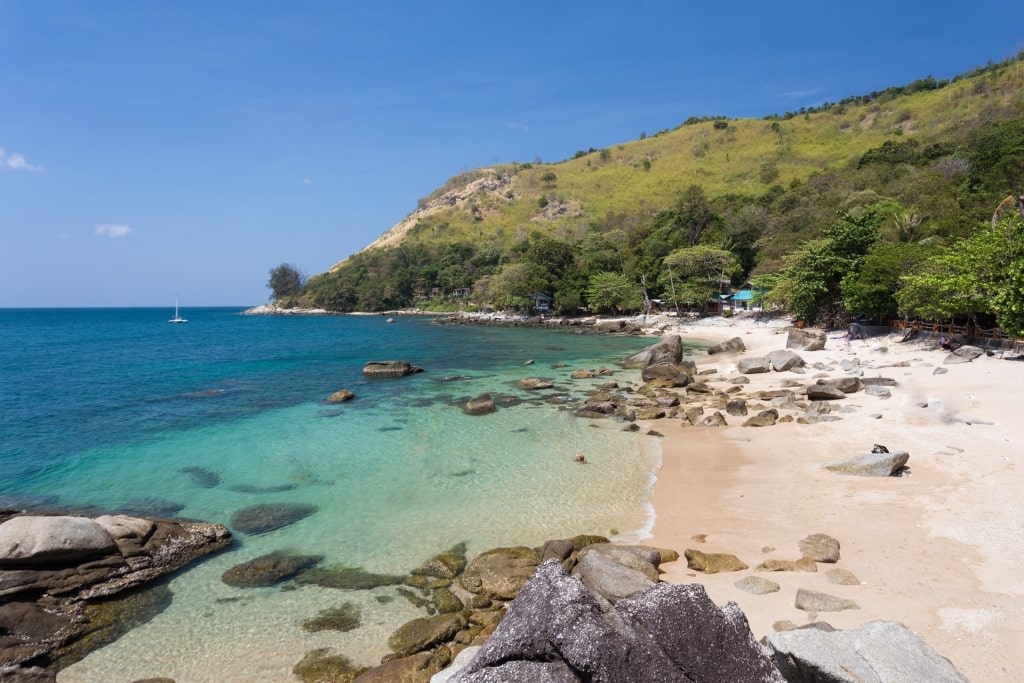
[825,568,861,585]
[619,335,683,369]
[518,377,554,390]
[453,561,785,683]
[765,620,969,682]
[798,533,841,563]
[734,576,781,595]
[824,451,909,477]
[786,328,826,351]
[767,349,806,372]
[865,385,891,398]
[806,384,847,401]
[571,548,655,604]
[744,410,779,428]
[726,398,749,416]
[934,367,949,375]
[0,516,117,566]
[707,336,747,355]
[640,362,688,383]
[794,588,859,612]
[700,411,728,427]
[860,377,897,386]
[819,377,863,394]
[944,345,984,364]
[363,361,424,377]
[738,356,772,374]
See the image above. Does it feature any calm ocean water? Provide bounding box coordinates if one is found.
[0,308,667,681]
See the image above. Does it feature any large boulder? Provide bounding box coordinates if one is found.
[765,620,969,682]
[0,513,231,675]
[518,377,554,390]
[786,327,827,351]
[943,345,985,364]
[618,335,683,368]
[819,377,863,394]
[452,560,786,682]
[684,549,749,574]
[0,516,117,566]
[824,451,909,477]
[767,349,806,372]
[807,384,847,401]
[738,356,772,374]
[707,336,746,355]
[363,361,424,377]
[798,533,841,563]
[640,362,689,384]
[571,548,655,604]
[459,547,540,600]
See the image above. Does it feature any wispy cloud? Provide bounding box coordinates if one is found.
[507,121,529,132]
[302,177,313,185]
[95,224,133,238]
[0,147,42,172]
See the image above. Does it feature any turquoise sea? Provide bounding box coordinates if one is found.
[0,308,667,681]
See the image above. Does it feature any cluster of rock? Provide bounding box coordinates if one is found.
[0,510,231,681]
[421,532,968,683]
[283,535,678,682]
[437,313,647,335]
[565,330,909,438]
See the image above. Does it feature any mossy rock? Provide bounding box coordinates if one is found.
[221,551,323,588]
[567,534,610,550]
[411,542,468,579]
[295,565,406,590]
[388,613,467,656]
[301,602,362,633]
[292,648,367,683]
[431,586,464,614]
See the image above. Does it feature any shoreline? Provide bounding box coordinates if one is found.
[639,315,1023,682]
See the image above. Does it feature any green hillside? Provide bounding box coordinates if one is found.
[294,56,1024,332]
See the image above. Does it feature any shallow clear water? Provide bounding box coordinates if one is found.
[0,308,664,681]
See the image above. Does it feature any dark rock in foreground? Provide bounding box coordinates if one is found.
[765,620,969,682]
[451,560,785,682]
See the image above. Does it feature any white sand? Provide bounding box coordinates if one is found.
[639,314,1024,682]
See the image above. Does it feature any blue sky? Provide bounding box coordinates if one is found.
[1,2,1020,307]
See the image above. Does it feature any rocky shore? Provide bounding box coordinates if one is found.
[0,511,231,681]
[11,311,1018,681]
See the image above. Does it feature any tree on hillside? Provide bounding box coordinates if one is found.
[267,263,306,301]
[766,205,887,323]
[897,212,1024,336]
[662,245,741,312]
[586,272,643,314]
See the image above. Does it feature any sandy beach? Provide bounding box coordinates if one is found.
[639,315,1023,681]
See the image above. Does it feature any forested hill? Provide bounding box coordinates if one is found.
[292,56,1024,333]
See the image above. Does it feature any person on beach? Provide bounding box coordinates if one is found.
[574,453,587,463]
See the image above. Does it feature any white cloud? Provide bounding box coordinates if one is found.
[302,177,313,185]
[95,224,133,238]
[0,147,42,171]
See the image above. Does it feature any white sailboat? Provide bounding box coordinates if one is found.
[169,293,188,323]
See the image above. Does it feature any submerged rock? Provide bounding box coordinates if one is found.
[295,565,406,590]
[301,601,362,632]
[462,394,496,416]
[230,503,319,535]
[221,551,323,588]
[179,466,221,488]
